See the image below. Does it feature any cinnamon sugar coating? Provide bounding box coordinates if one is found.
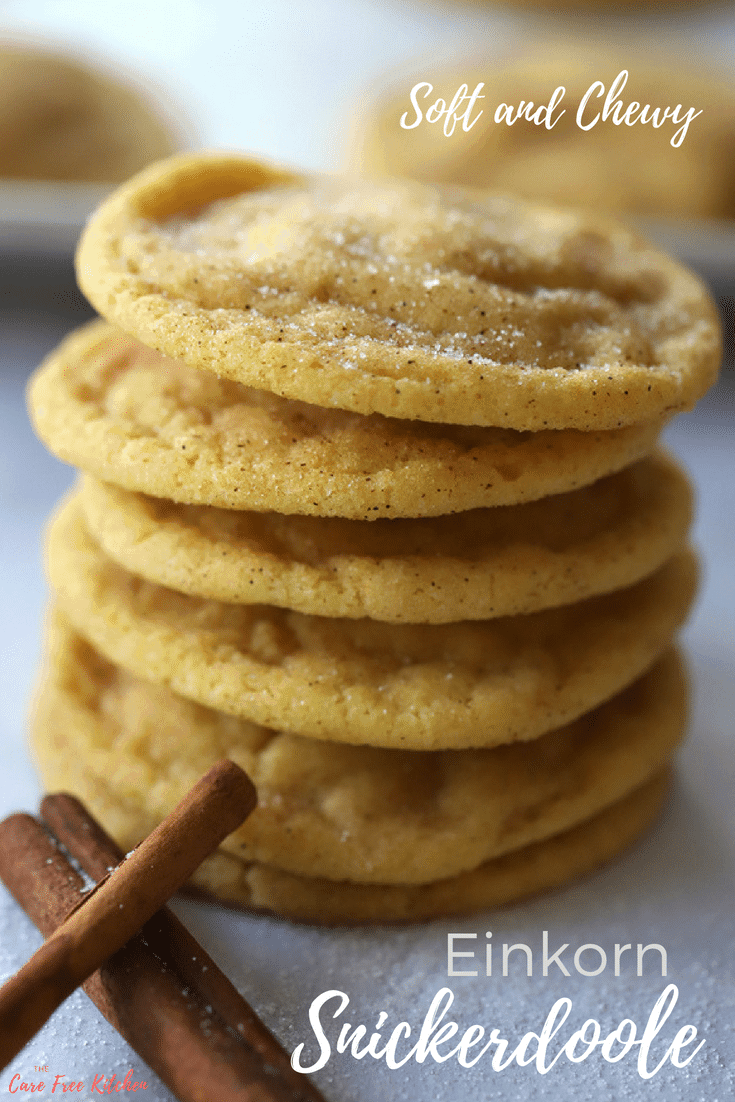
[79,449,692,622]
[33,616,685,887]
[46,498,697,751]
[29,321,666,519]
[76,153,720,430]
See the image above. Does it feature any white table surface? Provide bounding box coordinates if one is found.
[1,2,734,1099]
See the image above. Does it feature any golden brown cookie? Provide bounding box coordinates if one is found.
[29,321,667,519]
[45,497,697,750]
[355,44,735,219]
[0,44,181,183]
[75,152,721,430]
[78,449,692,622]
[188,772,673,923]
[32,614,687,886]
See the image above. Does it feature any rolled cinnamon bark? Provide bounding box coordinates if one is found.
[0,781,326,1101]
[42,792,327,1101]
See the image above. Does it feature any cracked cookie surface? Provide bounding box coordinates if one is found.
[32,614,686,886]
[46,498,697,750]
[78,450,692,622]
[29,321,666,518]
[76,153,720,430]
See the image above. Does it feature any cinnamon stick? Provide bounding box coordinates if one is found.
[0,760,256,1069]
[0,787,326,1101]
[41,792,327,1101]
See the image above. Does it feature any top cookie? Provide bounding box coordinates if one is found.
[76,152,720,430]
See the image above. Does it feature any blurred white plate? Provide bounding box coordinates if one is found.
[0,179,111,255]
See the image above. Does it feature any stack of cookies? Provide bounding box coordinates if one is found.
[27,153,720,923]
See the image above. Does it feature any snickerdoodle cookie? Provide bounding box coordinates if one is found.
[28,321,669,520]
[75,153,720,430]
[187,773,675,923]
[78,448,692,622]
[46,497,697,751]
[0,44,181,183]
[32,615,686,887]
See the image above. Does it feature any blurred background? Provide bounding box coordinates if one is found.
[0,3,733,1100]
